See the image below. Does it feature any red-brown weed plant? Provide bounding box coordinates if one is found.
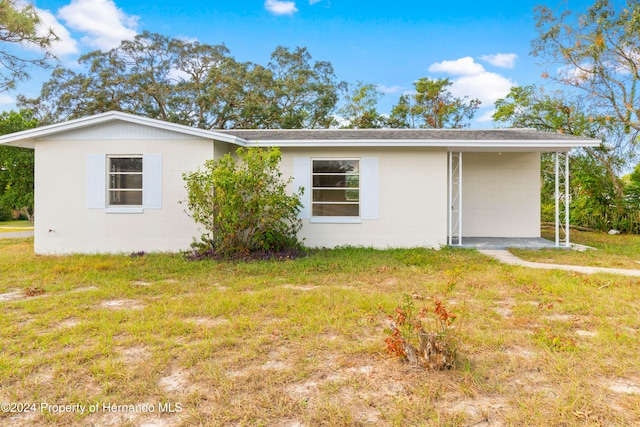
[384,294,458,370]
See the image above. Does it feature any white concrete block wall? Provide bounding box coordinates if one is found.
[31,122,544,254]
[279,147,449,249]
[461,152,540,238]
[34,133,214,254]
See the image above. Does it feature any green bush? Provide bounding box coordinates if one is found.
[183,147,304,259]
[0,205,12,221]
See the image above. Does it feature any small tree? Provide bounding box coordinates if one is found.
[183,147,304,258]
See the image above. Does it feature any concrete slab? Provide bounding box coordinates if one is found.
[450,237,561,250]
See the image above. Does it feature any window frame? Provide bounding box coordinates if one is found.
[310,158,361,223]
[107,155,143,208]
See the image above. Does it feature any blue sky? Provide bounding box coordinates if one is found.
[9,0,597,127]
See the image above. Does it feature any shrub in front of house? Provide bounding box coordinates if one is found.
[183,147,304,260]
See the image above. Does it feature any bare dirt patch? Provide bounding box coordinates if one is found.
[70,285,98,293]
[118,345,151,364]
[282,284,317,291]
[447,395,508,426]
[84,412,137,427]
[608,378,640,394]
[2,412,39,427]
[262,360,290,371]
[0,290,24,302]
[158,367,193,394]
[132,280,152,286]
[57,318,80,329]
[187,316,229,327]
[494,299,515,318]
[99,299,144,310]
[511,370,558,398]
[543,314,577,322]
[287,379,319,399]
[504,346,537,360]
[29,367,55,385]
[136,416,187,427]
[381,277,398,287]
[274,420,306,427]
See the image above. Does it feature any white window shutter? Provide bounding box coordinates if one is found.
[293,157,310,219]
[143,154,162,209]
[87,154,106,208]
[361,157,379,220]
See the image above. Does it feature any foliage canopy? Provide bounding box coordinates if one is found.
[19,32,346,130]
[532,0,640,136]
[0,110,37,220]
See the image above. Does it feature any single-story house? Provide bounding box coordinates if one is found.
[0,111,600,255]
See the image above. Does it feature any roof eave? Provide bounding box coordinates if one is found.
[239,138,602,150]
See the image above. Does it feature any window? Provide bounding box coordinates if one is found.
[108,156,143,206]
[312,159,360,217]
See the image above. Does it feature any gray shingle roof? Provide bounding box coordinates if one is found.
[216,128,596,142]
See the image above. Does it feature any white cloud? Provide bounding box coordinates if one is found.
[331,114,349,128]
[427,56,516,107]
[377,84,403,95]
[309,0,322,4]
[265,0,298,16]
[480,53,518,69]
[450,72,515,106]
[0,94,14,105]
[58,0,138,50]
[34,7,79,56]
[476,109,497,123]
[428,56,484,76]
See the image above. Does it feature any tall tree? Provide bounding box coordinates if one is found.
[0,0,57,92]
[267,46,346,128]
[532,0,640,135]
[0,110,37,221]
[388,78,480,129]
[338,82,385,128]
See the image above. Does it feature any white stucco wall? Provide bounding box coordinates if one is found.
[34,123,214,254]
[461,152,540,238]
[279,147,449,249]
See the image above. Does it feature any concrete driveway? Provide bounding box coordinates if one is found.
[0,230,34,239]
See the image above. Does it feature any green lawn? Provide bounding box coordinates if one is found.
[1,237,639,426]
[0,220,34,233]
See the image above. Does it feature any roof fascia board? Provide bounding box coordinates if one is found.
[240,139,601,149]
